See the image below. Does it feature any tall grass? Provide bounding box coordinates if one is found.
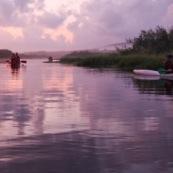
[114,54,164,70]
[59,51,165,71]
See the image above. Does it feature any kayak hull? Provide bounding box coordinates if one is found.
[133,69,160,76]
[133,69,173,80]
[9,62,20,69]
[160,73,173,80]
[11,64,20,69]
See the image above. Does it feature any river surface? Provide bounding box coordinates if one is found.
[0,59,173,173]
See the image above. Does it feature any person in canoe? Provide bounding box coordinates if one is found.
[48,56,53,62]
[15,52,20,64]
[162,54,173,73]
[10,52,20,69]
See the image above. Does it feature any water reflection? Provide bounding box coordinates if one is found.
[163,79,173,95]
[133,75,173,96]
[0,61,173,173]
[0,131,173,173]
[10,68,20,80]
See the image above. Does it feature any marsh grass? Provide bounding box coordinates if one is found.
[59,51,166,71]
[114,54,164,70]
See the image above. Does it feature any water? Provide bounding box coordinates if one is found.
[0,59,173,173]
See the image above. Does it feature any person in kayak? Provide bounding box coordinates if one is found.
[10,53,20,69]
[163,54,173,73]
[11,53,16,64]
[15,52,20,64]
[48,56,53,62]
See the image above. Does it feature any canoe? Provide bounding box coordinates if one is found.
[133,69,173,79]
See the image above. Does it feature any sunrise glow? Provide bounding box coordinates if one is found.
[0,27,23,40]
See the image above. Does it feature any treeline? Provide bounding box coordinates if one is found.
[125,26,173,54]
[0,49,12,58]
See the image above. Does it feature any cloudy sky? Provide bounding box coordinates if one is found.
[0,0,172,52]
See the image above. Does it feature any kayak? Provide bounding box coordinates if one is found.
[133,69,173,79]
[11,62,20,69]
[7,61,20,69]
[7,60,27,69]
[133,69,160,76]
[43,60,59,63]
[160,73,173,80]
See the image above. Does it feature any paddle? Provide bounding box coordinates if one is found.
[6,60,27,63]
[20,60,27,63]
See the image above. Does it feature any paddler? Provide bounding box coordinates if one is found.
[10,53,16,64]
[10,53,20,69]
[163,54,173,73]
[15,52,20,64]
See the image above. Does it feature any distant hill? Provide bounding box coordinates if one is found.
[21,51,72,59]
[0,49,12,59]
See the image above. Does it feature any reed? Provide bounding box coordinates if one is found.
[59,51,166,71]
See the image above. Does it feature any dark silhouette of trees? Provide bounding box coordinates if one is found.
[0,49,12,59]
[127,26,173,54]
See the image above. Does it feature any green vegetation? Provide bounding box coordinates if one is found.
[59,52,164,70]
[0,49,12,59]
[59,26,173,71]
[127,26,173,54]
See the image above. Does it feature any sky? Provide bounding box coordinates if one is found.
[0,0,173,52]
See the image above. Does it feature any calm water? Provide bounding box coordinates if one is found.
[0,59,173,173]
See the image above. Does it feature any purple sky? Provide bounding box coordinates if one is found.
[0,0,172,52]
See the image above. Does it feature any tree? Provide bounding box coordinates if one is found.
[0,49,12,59]
[129,26,173,54]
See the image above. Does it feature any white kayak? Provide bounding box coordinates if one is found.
[160,73,173,80]
[133,69,160,76]
[133,69,173,80]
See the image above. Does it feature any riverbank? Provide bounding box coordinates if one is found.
[59,51,165,71]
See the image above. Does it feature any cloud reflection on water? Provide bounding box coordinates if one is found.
[0,60,173,172]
